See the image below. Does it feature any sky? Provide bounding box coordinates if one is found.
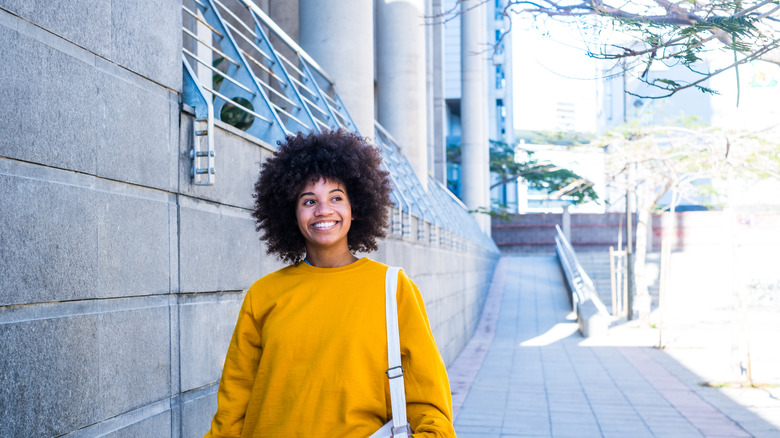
[512,17,601,133]
[511,15,780,134]
[509,16,780,212]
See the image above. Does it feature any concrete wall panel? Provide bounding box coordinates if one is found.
[179,201,222,293]
[98,304,171,418]
[104,410,171,438]
[0,315,101,437]
[0,15,179,190]
[0,0,112,58]
[180,388,219,438]
[95,79,178,191]
[0,161,174,306]
[179,292,244,391]
[109,0,182,89]
[178,199,269,294]
[0,19,102,174]
[0,173,99,306]
[0,0,180,89]
[97,190,172,298]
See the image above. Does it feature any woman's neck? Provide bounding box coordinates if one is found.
[304,248,358,268]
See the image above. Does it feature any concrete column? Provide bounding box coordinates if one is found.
[487,0,497,140]
[376,0,428,189]
[562,204,571,242]
[460,0,490,233]
[299,0,374,137]
[428,0,448,184]
[502,28,515,145]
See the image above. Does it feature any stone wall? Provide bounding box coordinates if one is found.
[0,5,498,436]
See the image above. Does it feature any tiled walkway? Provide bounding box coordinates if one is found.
[447,256,780,438]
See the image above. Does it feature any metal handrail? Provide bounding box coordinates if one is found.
[554,225,610,316]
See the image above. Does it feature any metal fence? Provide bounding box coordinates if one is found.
[181,0,494,249]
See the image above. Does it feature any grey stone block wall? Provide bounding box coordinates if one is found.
[0,0,181,89]
[0,6,499,437]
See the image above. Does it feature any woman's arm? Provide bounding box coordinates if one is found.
[204,290,263,438]
[396,272,456,437]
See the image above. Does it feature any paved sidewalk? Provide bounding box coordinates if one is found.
[447,256,780,438]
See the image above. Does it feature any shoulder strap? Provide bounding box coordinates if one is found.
[385,266,408,438]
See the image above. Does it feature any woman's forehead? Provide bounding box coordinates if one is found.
[297,176,346,193]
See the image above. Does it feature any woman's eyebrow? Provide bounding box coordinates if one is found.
[298,188,345,199]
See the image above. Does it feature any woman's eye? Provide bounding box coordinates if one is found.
[331,196,342,202]
[303,199,315,206]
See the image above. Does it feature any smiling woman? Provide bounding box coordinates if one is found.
[204,130,457,437]
[251,129,394,265]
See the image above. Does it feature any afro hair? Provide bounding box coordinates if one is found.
[252,129,394,264]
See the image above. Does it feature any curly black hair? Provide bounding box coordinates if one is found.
[252,129,394,264]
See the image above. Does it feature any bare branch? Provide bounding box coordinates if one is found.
[625,37,780,98]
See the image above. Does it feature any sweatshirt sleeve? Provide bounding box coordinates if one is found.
[396,271,456,437]
[204,289,263,438]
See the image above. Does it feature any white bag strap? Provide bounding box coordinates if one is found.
[385,266,408,438]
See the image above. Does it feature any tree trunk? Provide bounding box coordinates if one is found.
[634,205,653,327]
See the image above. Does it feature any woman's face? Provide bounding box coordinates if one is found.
[295,177,353,254]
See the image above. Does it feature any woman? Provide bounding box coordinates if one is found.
[205,130,455,437]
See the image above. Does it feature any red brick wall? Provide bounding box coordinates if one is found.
[492,211,779,252]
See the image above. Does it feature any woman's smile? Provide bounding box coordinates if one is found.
[312,220,338,230]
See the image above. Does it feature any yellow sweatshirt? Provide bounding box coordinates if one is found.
[204,257,455,437]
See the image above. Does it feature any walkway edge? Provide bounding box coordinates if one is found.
[447,257,509,419]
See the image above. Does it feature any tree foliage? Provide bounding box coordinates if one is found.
[450,0,780,98]
[597,121,780,319]
[447,140,600,206]
[600,122,780,206]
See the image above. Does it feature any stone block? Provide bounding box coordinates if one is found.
[104,410,171,438]
[179,199,264,293]
[179,201,221,293]
[218,210,265,291]
[109,0,182,89]
[0,173,98,306]
[0,163,175,305]
[94,77,178,191]
[179,114,276,210]
[0,20,178,190]
[0,1,180,88]
[96,189,172,298]
[179,197,270,293]
[0,21,101,174]
[0,0,112,58]
[179,292,244,391]
[180,388,218,438]
[98,304,171,418]
[0,315,100,437]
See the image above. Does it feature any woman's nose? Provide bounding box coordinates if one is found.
[314,201,332,215]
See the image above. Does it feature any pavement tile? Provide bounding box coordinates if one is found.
[447,256,780,438]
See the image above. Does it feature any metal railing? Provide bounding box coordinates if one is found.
[554,225,610,317]
[181,0,495,249]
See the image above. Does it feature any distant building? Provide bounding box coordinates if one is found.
[444,0,515,206]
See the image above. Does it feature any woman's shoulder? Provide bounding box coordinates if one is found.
[245,264,299,294]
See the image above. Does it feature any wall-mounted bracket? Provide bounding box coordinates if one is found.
[183,55,215,186]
